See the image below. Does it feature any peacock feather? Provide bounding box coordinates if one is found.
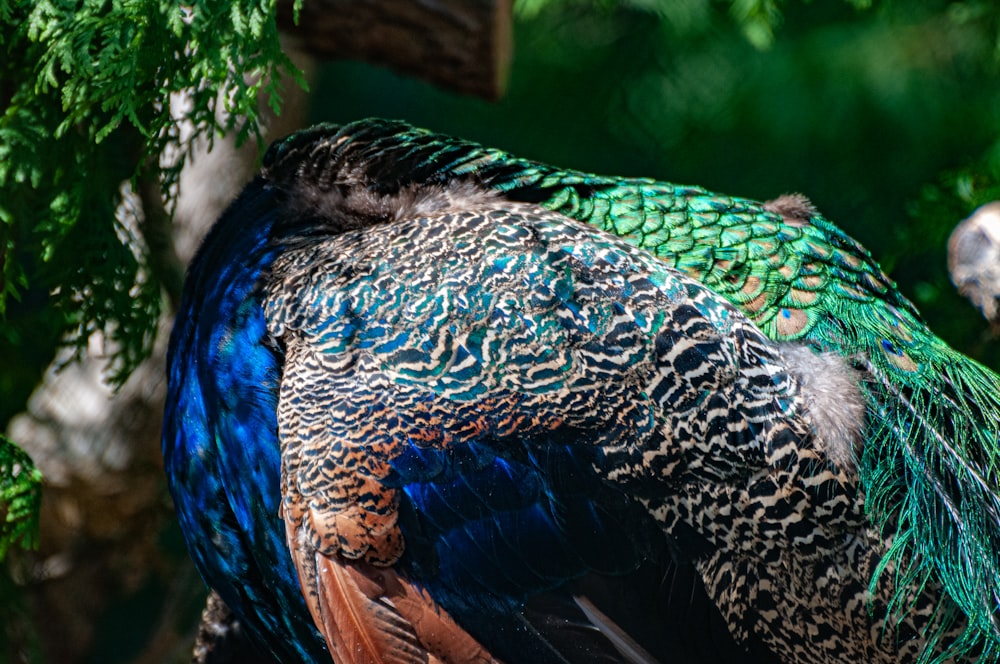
[263,119,1000,661]
[164,118,1000,663]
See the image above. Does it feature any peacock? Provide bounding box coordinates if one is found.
[163,118,1000,664]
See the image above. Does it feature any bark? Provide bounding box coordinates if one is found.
[278,0,513,100]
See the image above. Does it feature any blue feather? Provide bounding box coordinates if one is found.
[163,182,329,660]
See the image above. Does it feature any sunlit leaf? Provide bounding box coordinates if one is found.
[0,436,41,560]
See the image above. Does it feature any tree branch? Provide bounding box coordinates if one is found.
[278,0,513,100]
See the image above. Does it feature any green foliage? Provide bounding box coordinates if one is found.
[0,435,40,561]
[0,0,305,385]
[514,0,874,47]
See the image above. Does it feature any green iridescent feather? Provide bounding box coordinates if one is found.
[267,119,1000,662]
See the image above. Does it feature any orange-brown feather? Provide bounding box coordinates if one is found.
[283,499,496,663]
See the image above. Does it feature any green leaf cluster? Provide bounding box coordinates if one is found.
[0,0,304,384]
[0,435,40,561]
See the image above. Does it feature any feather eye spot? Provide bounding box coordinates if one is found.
[775,307,809,338]
[880,339,919,372]
[876,307,916,344]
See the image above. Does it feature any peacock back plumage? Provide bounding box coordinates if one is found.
[163,118,1000,663]
[263,119,1000,660]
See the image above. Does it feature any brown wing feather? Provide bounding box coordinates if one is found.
[283,499,496,663]
[314,555,426,664]
[369,567,497,663]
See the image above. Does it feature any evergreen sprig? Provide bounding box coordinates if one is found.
[0,435,40,560]
[0,0,304,383]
